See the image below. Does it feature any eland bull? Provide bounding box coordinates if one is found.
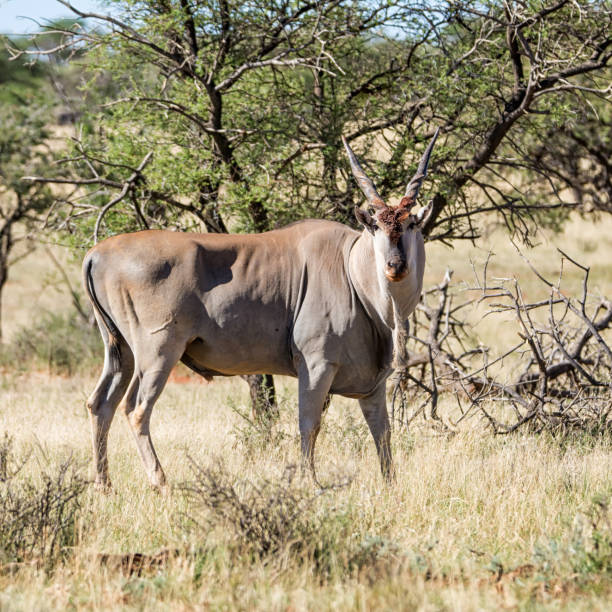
[83,130,439,490]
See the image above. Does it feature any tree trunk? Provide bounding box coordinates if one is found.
[0,275,3,343]
[0,226,12,343]
[0,258,10,343]
[242,374,277,421]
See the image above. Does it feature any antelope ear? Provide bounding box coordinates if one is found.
[354,206,376,234]
[415,200,434,228]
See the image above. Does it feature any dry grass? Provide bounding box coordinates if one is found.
[1,373,612,610]
[0,213,611,609]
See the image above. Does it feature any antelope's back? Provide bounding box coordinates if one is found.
[84,222,361,377]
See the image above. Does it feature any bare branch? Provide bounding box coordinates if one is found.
[392,252,612,434]
[93,151,153,244]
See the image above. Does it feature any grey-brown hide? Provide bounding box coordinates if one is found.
[84,132,438,490]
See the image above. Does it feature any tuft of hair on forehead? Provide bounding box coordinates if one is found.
[375,206,412,241]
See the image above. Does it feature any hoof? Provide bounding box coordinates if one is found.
[151,482,171,496]
[150,475,170,496]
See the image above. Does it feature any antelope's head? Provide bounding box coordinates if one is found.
[343,130,438,283]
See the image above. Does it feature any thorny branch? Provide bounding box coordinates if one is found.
[12,1,611,241]
[392,253,612,434]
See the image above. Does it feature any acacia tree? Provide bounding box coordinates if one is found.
[20,0,414,414]
[26,0,406,235]
[0,107,55,341]
[531,91,612,214]
[18,0,612,407]
[19,1,611,236]
[0,37,58,341]
[266,0,612,241]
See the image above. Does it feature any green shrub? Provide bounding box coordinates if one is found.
[180,460,401,579]
[533,492,612,583]
[3,310,102,375]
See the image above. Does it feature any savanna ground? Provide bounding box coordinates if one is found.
[1,215,612,610]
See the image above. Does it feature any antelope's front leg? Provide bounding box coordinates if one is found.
[358,384,395,481]
[297,360,337,483]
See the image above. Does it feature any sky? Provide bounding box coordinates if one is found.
[0,0,109,35]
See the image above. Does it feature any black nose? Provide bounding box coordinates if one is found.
[385,257,407,280]
[387,258,405,272]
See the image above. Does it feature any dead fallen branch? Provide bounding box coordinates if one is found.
[391,251,612,434]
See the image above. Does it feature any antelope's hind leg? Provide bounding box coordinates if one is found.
[87,319,134,491]
[120,338,186,490]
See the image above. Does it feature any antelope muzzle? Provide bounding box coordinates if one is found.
[385,256,407,282]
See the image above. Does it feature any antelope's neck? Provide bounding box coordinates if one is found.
[348,231,425,331]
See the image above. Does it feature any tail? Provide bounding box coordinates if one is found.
[84,256,122,371]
